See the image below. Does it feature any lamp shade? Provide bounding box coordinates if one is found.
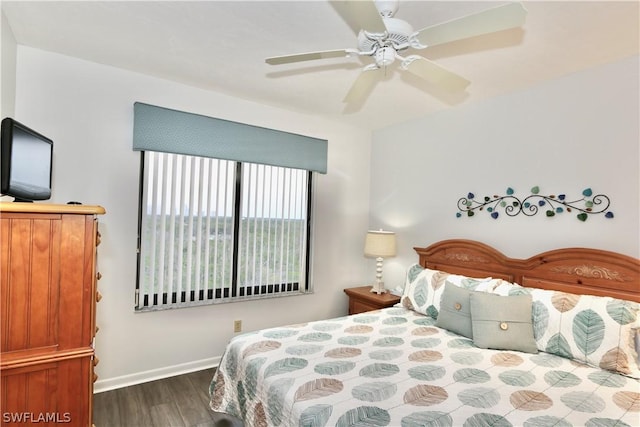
[364,230,397,258]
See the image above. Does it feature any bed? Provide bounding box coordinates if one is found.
[209,239,640,426]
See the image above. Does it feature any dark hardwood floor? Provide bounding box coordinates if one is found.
[93,368,242,427]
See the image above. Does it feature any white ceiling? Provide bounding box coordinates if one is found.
[2,1,639,131]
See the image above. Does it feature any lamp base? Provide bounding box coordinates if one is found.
[370,282,386,295]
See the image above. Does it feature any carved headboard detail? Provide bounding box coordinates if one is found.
[414,239,639,302]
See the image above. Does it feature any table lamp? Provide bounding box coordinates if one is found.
[364,230,397,294]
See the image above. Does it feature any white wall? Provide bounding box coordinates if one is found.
[14,46,372,390]
[371,55,640,288]
[1,11,17,118]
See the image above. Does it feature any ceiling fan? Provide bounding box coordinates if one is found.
[265,0,527,105]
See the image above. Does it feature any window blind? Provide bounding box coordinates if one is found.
[136,152,311,310]
[137,152,235,308]
[132,102,328,174]
[237,164,308,296]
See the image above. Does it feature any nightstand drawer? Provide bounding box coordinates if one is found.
[350,299,383,315]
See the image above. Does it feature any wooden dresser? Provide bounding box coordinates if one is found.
[0,202,105,426]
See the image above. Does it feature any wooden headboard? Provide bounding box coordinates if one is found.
[414,239,639,302]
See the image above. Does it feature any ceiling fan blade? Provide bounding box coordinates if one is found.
[403,56,470,92]
[330,0,387,35]
[416,2,527,48]
[343,67,380,104]
[266,49,352,65]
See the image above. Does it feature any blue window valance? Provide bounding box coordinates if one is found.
[132,102,327,173]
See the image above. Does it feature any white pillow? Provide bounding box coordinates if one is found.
[527,287,640,379]
[400,264,494,319]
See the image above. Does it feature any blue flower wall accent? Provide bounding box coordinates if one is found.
[456,187,613,221]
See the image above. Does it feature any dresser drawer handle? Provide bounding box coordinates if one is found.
[93,356,100,366]
[93,373,98,383]
[96,272,102,281]
[96,291,103,302]
[96,231,102,246]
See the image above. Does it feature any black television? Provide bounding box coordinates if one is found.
[1,118,53,202]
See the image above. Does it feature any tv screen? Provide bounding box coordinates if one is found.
[1,118,53,202]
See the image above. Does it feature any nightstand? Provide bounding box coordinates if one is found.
[344,286,401,315]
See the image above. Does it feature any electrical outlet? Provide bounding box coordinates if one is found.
[234,320,242,333]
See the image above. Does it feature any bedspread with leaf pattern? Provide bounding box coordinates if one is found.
[209,307,639,427]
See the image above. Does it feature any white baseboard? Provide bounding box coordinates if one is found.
[93,356,220,393]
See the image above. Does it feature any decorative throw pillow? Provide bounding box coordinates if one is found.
[470,292,538,354]
[528,288,640,379]
[435,283,474,338]
[400,264,493,319]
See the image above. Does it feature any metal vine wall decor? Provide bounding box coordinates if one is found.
[456,187,614,221]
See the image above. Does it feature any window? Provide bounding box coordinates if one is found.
[131,102,326,310]
[136,151,312,310]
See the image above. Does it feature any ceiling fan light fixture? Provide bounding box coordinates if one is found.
[375,46,396,67]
